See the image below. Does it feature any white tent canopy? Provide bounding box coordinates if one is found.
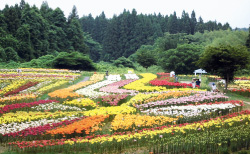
[194,69,207,76]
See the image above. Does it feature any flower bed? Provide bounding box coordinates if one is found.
[0,69,249,154]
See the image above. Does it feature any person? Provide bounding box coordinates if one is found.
[191,79,196,88]
[196,79,201,87]
[175,75,178,83]
[212,83,217,92]
[106,71,109,77]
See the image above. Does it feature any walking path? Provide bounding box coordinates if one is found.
[80,76,90,82]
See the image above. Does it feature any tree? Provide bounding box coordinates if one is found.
[190,10,197,35]
[21,4,49,57]
[68,5,79,23]
[136,45,157,69]
[5,47,19,61]
[197,45,250,90]
[160,44,202,74]
[16,24,34,61]
[84,32,102,62]
[20,0,26,10]
[180,11,191,34]
[67,18,88,54]
[195,17,204,33]
[168,12,178,34]
[0,47,7,62]
[246,27,250,50]
[3,4,21,36]
[155,33,179,52]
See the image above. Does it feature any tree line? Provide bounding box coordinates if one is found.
[0,0,88,63]
[80,9,231,62]
[1,0,249,74]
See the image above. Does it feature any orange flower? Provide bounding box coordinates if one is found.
[46,115,109,135]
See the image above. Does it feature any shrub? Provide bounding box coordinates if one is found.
[113,56,134,68]
[53,52,96,71]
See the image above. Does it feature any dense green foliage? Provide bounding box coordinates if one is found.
[136,45,157,69]
[113,56,134,68]
[246,27,250,50]
[0,1,88,63]
[197,45,250,89]
[160,44,203,74]
[53,52,96,70]
[80,10,231,62]
[0,1,249,74]
[133,30,248,74]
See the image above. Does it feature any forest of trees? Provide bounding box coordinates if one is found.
[80,9,231,62]
[0,0,88,63]
[0,0,249,73]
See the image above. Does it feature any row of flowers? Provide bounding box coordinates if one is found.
[0,80,28,96]
[37,80,69,95]
[149,79,193,88]
[0,100,57,114]
[141,100,243,117]
[123,73,167,92]
[63,98,96,109]
[124,74,139,80]
[2,116,85,142]
[0,110,85,124]
[111,114,178,131]
[122,91,197,107]
[31,102,83,112]
[99,94,128,106]
[0,115,82,135]
[48,81,95,100]
[8,110,250,152]
[99,79,137,94]
[46,115,108,135]
[20,80,52,94]
[3,81,39,96]
[0,74,79,79]
[48,74,105,100]
[0,68,80,73]
[106,75,121,81]
[0,94,37,105]
[135,91,229,109]
[76,80,117,97]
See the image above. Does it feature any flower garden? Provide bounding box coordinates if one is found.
[0,68,250,154]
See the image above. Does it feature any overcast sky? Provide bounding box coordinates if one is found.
[1,0,249,29]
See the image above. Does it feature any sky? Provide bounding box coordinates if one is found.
[0,0,250,29]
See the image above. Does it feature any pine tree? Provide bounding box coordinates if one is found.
[67,6,88,54]
[94,12,108,44]
[68,5,79,23]
[246,26,250,50]
[67,18,88,54]
[168,12,178,34]
[21,4,49,57]
[3,4,21,36]
[40,1,53,20]
[180,10,191,34]
[16,24,34,61]
[195,16,204,33]
[19,0,26,10]
[190,10,197,35]
[102,15,120,61]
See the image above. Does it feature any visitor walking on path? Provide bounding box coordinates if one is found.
[196,79,201,87]
[191,79,196,88]
[212,83,217,92]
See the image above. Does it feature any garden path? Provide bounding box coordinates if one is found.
[80,76,90,82]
